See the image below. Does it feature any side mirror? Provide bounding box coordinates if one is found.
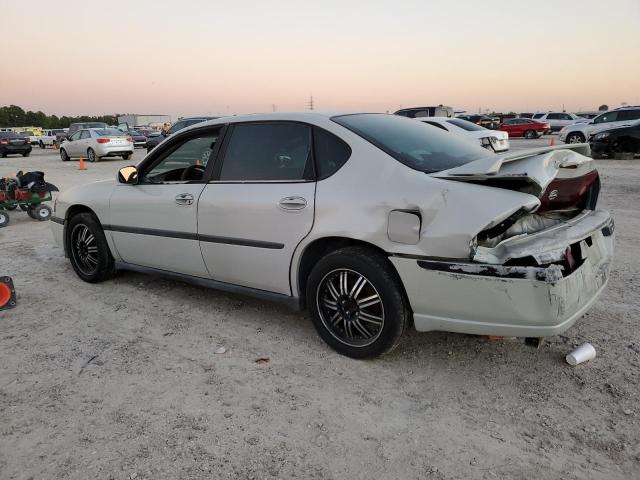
[118,166,138,184]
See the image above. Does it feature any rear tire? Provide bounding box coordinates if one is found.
[524,130,536,139]
[0,211,9,228]
[22,151,30,157]
[60,149,70,161]
[87,148,97,163]
[122,153,132,160]
[39,141,45,149]
[67,213,116,283]
[26,207,37,219]
[306,246,410,359]
[566,132,585,144]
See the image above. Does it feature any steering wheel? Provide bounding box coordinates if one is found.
[180,164,205,181]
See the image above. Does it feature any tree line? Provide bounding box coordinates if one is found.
[0,105,119,129]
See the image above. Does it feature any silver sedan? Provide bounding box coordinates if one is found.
[60,128,134,162]
[50,113,613,358]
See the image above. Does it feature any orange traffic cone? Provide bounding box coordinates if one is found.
[550,137,555,146]
[78,157,86,170]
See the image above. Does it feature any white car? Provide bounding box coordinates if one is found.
[38,129,68,148]
[532,112,589,131]
[50,112,613,358]
[559,106,640,144]
[418,117,509,152]
[59,128,134,162]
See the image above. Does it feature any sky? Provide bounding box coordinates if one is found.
[1,0,639,119]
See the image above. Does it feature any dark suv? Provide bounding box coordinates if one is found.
[146,117,218,153]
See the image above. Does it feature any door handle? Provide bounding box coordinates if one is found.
[175,193,194,206]
[278,196,307,210]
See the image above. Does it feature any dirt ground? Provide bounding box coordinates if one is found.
[0,137,638,480]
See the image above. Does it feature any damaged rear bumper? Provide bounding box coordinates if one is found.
[390,210,614,337]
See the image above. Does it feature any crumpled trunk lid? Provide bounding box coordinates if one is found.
[431,144,597,210]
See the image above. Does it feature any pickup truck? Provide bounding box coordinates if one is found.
[37,129,68,148]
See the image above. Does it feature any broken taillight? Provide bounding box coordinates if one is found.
[538,170,599,212]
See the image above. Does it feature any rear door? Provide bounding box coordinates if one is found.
[197,122,316,295]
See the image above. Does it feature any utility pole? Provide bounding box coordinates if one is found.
[307,96,314,111]
[272,104,276,112]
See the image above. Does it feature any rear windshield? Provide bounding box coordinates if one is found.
[446,119,485,131]
[95,129,125,136]
[332,114,493,173]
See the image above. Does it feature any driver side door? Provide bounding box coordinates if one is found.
[107,127,221,277]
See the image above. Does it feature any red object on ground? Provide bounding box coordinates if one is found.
[0,276,16,310]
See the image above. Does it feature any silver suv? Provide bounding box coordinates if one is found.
[559,106,640,143]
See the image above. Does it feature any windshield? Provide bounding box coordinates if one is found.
[332,114,493,173]
[95,129,125,136]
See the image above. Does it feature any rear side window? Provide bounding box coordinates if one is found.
[220,123,311,181]
[618,110,640,121]
[313,127,351,179]
[80,130,90,139]
[533,113,545,119]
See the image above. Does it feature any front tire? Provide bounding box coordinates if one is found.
[566,132,585,144]
[22,151,30,157]
[524,130,536,139]
[60,148,70,161]
[306,246,409,359]
[67,213,115,283]
[122,153,132,160]
[40,141,45,149]
[0,211,9,228]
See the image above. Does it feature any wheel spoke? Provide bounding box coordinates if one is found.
[327,280,340,300]
[339,271,348,295]
[322,298,338,311]
[359,311,383,325]
[352,319,371,338]
[344,319,353,338]
[349,275,366,299]
[85,233,95,245]
[358,294,381,309]
[87,246,98,254]
[330,312,341,327]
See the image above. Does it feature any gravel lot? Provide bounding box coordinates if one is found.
[1,136,638,479]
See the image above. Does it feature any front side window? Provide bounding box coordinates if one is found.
[219,123,311,181]
[333,114,492,174]
[593,112,618,124]
[547,113,560,119]
[69,131,82,141]
[143,132,219,183]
